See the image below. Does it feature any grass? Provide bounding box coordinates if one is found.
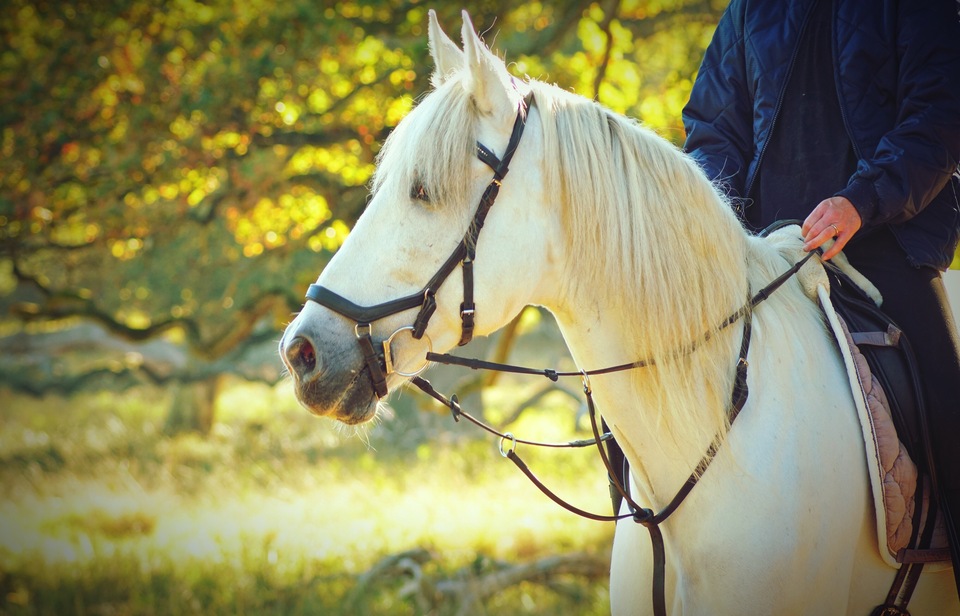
[0,377,614,615]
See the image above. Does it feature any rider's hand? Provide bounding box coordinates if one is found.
[801,196,862,260]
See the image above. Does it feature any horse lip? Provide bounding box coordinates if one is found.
[294,363,379,424]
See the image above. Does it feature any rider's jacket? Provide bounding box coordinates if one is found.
[683,0,960,270]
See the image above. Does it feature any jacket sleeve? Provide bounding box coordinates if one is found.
[682,0,754,202]
[837,1,960,226]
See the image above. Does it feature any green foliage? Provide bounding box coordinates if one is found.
[0,0,726,372]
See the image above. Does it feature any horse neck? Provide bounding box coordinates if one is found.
[549,210,750,505]
[553,307,747,506]
[526,87,753,499]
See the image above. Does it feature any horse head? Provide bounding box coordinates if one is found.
[279,11,557,424]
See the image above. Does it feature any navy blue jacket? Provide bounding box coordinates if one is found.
[683,0,960,270]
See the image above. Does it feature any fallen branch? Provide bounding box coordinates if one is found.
[434,552,608,616]
[343,548,607,615]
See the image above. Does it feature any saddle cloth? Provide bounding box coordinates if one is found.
[819,291,951,569]
[818,287,950,567]
[764,227,951,570]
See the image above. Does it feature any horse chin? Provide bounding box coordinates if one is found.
[295,368,380,425]
[332,402,378,426]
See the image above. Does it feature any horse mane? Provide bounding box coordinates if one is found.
[527,80,752,455]
[374,71,761,458]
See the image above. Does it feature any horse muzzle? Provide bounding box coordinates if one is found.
[279,313,379,424]
[280,307,433,424]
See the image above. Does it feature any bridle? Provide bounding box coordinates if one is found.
[301,89,818,616]
[304,92,534,398]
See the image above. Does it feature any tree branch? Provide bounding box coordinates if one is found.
[339,548,608,614]
[0,322,286,397]
[593,0,622,99]
[8,262,301,360]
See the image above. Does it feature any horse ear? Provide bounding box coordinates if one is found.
[428,9,462,86]
[459,10,514,117]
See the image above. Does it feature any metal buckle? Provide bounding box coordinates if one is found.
[581,371,592,395]
[354,322,372,339]
[382,325,433,377]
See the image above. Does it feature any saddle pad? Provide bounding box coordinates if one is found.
[817,285,951,569]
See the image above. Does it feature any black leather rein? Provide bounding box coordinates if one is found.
[304,93,534,398]
[409,249,816,616]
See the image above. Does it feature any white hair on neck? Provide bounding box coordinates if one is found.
[527,79,753,459]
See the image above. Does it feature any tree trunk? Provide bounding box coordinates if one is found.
[163,376,221,435]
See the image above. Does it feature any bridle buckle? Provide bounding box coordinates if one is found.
[355,322,372,339]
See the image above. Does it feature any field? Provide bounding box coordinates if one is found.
[0,372,615,615]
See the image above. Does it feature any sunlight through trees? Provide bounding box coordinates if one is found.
[0,0,726,414]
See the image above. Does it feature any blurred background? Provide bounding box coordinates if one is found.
[3,1,958,614]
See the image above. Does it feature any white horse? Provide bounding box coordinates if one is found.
[279,10,958,615]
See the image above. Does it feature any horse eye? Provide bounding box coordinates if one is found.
[410,183,430,203]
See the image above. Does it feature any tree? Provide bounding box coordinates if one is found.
[0,0,726,430]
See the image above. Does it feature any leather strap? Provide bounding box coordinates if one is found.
[850,325,901,348]
[412,292,437,339]
[414,313,754,616]
[458,256,476,346]
[875,482,940,614]
[356,326,388,398]
[410,376,612,450]
[306,284,425,325]
[417,249,830,616]
[585,318,751,616]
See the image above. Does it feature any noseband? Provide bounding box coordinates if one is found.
[304,93,534,398]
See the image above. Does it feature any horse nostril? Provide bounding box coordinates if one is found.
[285,335,318,379]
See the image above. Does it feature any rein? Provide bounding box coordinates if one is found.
[409,250,816,616]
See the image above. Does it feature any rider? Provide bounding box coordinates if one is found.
[682,0,960,596]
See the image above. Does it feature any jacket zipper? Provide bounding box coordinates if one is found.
[743,0,823,201]
[830,0,864,161]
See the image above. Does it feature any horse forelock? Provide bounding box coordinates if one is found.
[371,77,479,214]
